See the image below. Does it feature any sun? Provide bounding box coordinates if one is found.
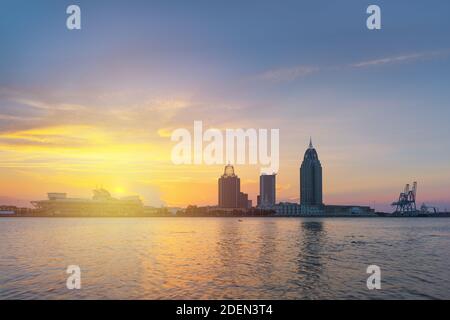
[114,187,126,195]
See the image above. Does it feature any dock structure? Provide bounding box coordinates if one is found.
[392,182,418,215]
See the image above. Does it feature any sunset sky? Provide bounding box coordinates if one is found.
[1,0,450,211]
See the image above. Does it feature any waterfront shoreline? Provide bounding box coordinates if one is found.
[1,214,450,218]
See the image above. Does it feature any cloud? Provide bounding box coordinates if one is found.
[15,99,88,111]
[0,125,103,150]
[253,49,450,83]
[256,65,319,83]
[351,49,450,68]
[0,89,196,138]
[0,113,41,121]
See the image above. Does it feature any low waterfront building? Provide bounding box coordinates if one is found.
[181,205,274,217]
[0,205,33,216]
[273,202,302,215]
[31,189,144,217]
[324,205,375,216]
[0,206,16,215]
[239,192,251,209]
[272,203,375,216]
[272,203,324,216]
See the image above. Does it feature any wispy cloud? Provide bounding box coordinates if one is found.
[351,49,450,68]
[254,49,450,82]
[15,99,88,111]
[256,65,319,83]
[0,113,41,121]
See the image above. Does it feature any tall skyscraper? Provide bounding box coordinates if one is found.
[218,164,240,208]
[300,138,323,205]
[259,174,276,207]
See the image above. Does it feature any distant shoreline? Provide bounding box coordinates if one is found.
[1,214,450,218]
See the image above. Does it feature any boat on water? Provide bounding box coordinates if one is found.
[31,189,144,217]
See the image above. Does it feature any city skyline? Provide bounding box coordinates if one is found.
[1,1,450,212]
[0,141,442,214]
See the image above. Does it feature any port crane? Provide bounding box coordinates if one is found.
[392,182,417,214]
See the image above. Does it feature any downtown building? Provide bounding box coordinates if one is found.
[300,138,323,211]
[257,173,276,208]
[218,165,251,209]
[272,138,324,215]
[273,138,374,216]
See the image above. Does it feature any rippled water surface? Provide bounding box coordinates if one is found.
[1,217,449,299]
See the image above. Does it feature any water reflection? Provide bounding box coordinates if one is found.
[256,220,277,275]
[296,220,329,297]
[216,219,243,269]
[1,218,449,299]
[215,219,244,298]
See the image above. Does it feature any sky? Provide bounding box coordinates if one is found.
[1,0,450,211]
